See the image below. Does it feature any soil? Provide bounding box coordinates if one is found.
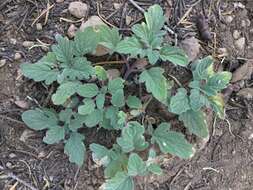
[0,0,253,190]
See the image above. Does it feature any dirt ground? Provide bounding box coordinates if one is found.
[0,0,253,190]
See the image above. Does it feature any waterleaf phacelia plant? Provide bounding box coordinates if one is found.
[20,5,231,189]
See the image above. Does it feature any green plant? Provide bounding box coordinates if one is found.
[20,4,231,189]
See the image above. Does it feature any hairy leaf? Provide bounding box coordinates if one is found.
[126,96,142,109]
[116,37,143,57]
[43,126,65,144]
[139,67,168,103]
[84,109,103,127]
[108,78,124,94]
[111,89,125,107]
[209,94,225,119]
[179,110,208,138]
[77,84,99,98]
[152,123,194,158]
[64,132,85,166]
[189,89,209,111]
[147,163,163,175]
[169,88,190,114]
[95,66,108,81]
[160,45,189,67]
[127,153,146,176]
[192,56,214,80]
[96,93,106,110]
[78,99,95,115]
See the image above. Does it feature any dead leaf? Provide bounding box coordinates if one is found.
[237,88,253,99]
[180,37,200,62]
[107,69,120,80]
[231,60,253,82]
[132,58,148,70]
[20,129,35,142]
[14,100,29,109]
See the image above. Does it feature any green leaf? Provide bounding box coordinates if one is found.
[96,93,105,110]
[95,66,108,81]
[78,99,95,115]
[160,45,189,67]
[204,72,232,92]
[105,106,119,128]
[64,132,85,167]
[98,25,121,53]
[111,89,125,107]
[189,89,209,111]
[43,126,65,144]
[117,121,148,152]
[60,57,94,81]
[69,114,86,132]
[22,109,58,130]
[108,77,124,94]
[179,110,209,138]
[102,172,134,190]
[59,109,73,123]
[169,88,190,114]
[90,143,110,166]
[77,84,99,98]
[208,94,225,119]
[52,35,73,64]
[74,27,99,56]
[151,123,194,158]
[117,111,127,125]
[147,49,160,64]
[52,82,78,105]
[192,56,214,80]
[126,96,142,109]
[84,109,103,127]
[116,37,143,57]
[127,153,146,176]
[147,163,162,175]
[139,67,168,103]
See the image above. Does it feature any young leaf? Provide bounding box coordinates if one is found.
[208,94,225,119]
[59,109,73,123]
[169,88,190,114]
[139,67,168,103]
[117,111,127,126]
[84,109,103,127]
[43,126,65,144]
[20,63,59,85]
[64,132,85,167]
[111,89,125,107]
[108,78,124,94]
[22,109,58,130]
[144,4,165,33]
[78,99,95,115]
[151,123,194,159]
[160,45,189,67]
[95,66,108,81]
[101,172,134,190]
[52,82,78,105]
[52,35,73,64]
[147,163,162,175]
[77,84,99,98]
[105,106,119,128]
[127,153,146,176]
[189,89,209,111]
[179,110,209,138]
[98,25,122,53]
[192,56,214,80]
[96,93,106,110]
[90,143,110,166]
[74,27,99,56]
[204,72,232,92]
[116,121,148,152]
[147,49,160,64]
[69,114,86,132]
[126,95,142,109]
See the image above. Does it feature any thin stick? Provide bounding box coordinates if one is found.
[7,172,38,190]
[0,114,24,125]
[32,4,55,26]
[167,74,183,87]
[94,60,126,66]
[96,3,116,27]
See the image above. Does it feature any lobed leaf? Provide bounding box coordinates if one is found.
[169,88,190,114]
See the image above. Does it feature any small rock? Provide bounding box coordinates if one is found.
[6,162,12,168]
[14,52,22,60]
[36,23,43,31]
[56,0,64,2]
[113,3,121,9]
[68,2,88,19]
[0,59,6,67]
[9,153,16,158]
[22,41,34,48]
[180,36,200,62]
[217,48,228,57]
[224,15,233,24]
[234,2,245,9]
[67,24,78,38]
[9,38,17,45]
[233,30,241,40]
[237,88,253,99]
[234,37,246,50]
[107,69,121,80]
[80,16,105,31]
[14,100,29,109]
[125,15,132,25]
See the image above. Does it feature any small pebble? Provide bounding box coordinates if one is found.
[14,52,22,60]
[113,3,121,9]
[225,16,233,23]
[68,2,88,18]
[6,162,12,168]
[14,100,29,109]
[234,37,246,50]
[36,23,43,31]
[125,15,132,25]
[9,38,17,45]
[22,41,34,48]
[56,0,64,2]
[217,47,228,57]
[233,30,241,40]
[0,59,6,67]
[9,153,16,158]
[67,24,78,38]
[80,16,105,31]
